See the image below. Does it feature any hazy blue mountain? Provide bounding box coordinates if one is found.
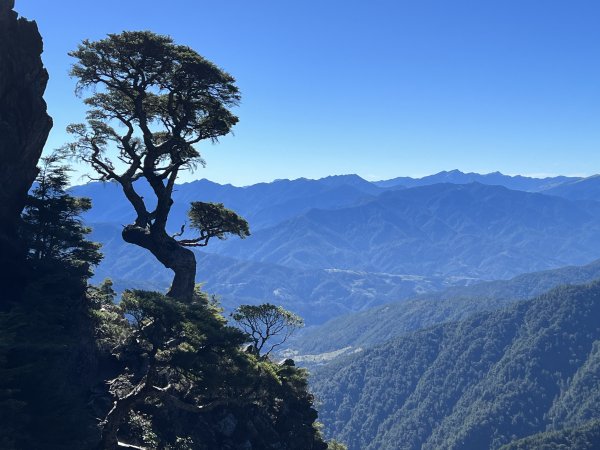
[90,223,467,325]
[72,171,597,233]
[71,171,600,232]
[80,177,600,327]
[214,182,600,279]
[311,281,600,450]
[287,258,600,357]
[541,175,600,201]
[71,174,381,232]
[374,169,580,191]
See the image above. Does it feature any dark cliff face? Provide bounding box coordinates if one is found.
[0,0,52,292]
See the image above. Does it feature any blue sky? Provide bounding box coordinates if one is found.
[17,0,600,186]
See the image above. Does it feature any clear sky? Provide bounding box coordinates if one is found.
[16,0,600,186]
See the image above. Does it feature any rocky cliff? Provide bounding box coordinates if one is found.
[0,0,52,295]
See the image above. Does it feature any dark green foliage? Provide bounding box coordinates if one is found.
[0,313,26,450]
[91,289,327,449]
[0,155,103,449]
[547,340,600,428]
[116,289,248,390]
[64,31,327,448]
[21,153,102,276]
[311,281,600,450]
[88,278,128,354]
[67,30,239,180]
[1,272,100,449]
[69,30,240,143]
[177,201,250,247]
[499,419,600,450]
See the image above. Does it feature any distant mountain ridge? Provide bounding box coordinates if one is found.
[214,182,600,279]
[70,170,600,231]
[541,175,600,201]
[73,170,600,326]
[71,174,382,230]
[374,169,581,192]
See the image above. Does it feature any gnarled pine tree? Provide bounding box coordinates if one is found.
[66,31,248,300]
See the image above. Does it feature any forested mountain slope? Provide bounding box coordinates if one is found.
[215,182,600,278]
[91,222,458,324]
[311,281,600,450]
[498,419,600,450]
[79,176,600,326]
[290,258,600,355]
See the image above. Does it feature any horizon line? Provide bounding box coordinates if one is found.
[69,169,596,189]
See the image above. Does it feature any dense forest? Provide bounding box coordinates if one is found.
[311,282,600,449]
[498,420,600,450]
[289,258,600,359]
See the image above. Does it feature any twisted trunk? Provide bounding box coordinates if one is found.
[122,225,196,300]
[98,379,150,450]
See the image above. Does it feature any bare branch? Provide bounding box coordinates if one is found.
[171,223,186,239]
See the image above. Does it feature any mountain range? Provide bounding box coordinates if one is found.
[212,182,600,278]
[90,222,459,324]
[73,170,600,325]
[373,169,580,192]
[72,169,600,448]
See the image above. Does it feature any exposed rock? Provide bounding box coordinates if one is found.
[0,0,52,295]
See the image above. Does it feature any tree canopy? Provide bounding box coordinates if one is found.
[91,288,326,449]
[21,152,102,276]
[232,303,304,356]
[177,201,249,247]
[66,31,246,300]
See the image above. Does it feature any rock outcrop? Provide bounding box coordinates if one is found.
[0,0,52,295]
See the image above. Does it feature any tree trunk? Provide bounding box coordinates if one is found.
[98,377,151,450]
[122,225,196,300]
